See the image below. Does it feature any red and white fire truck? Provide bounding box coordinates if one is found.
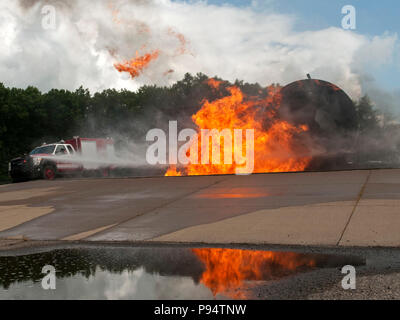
[8,137,114,182]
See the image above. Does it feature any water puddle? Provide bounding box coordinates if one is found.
[0,247,364,299]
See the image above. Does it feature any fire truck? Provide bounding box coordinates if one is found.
[8,137,114,182]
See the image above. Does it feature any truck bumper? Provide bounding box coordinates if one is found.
[9,164,41,180]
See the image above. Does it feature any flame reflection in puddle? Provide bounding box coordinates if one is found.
[0,247,364,300]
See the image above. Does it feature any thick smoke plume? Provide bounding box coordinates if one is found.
[0,0,396,99]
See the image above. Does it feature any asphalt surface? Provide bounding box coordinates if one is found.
[1,169,400,299]
[0,169,399,247]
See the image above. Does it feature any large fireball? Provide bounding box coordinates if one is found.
[166,79,312,176]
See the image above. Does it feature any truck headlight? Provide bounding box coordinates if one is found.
[32,157,42,166]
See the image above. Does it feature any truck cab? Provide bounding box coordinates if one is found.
[9,137,114,182]
[9,143,82,182]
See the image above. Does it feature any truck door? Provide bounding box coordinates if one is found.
[55,145,79,172]
[66,145,82,172]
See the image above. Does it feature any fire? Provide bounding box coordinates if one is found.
[192,248,316,297]
[114,50,159,79]
[207,78,222,90]
[165,165,182,176]
[166,79,311,176]
[168,28,190,55]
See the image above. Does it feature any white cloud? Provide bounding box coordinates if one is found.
[0,0,397,99]
[355,33,398,69]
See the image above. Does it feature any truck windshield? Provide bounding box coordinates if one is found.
[29,145,55,155]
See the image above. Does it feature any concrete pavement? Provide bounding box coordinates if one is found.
[0,169,399,247]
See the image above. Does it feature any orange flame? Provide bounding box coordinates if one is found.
[207,78,222,90]
[165,165,182,176]
[166,79,311,176]
[168,28,190,55]
[114,50,159,79]
[192,248,316,297]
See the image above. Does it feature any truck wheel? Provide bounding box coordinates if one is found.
[43,165,57,180]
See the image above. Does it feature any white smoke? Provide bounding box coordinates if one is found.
[0,0,397,102]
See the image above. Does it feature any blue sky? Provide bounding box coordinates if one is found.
[210,0,400,35]
[202,0,400,91]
